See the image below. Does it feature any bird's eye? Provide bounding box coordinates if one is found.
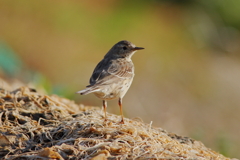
[123,46,127,50]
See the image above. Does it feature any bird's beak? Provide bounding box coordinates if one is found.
[132,47,144,51]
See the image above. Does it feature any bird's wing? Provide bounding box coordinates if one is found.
[88,59,134,87]
[107,59,134,79]
[88,58,110,86]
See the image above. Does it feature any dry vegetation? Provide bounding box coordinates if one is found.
[0,81,232,160]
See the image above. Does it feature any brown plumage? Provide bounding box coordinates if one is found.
[77,40,144,123]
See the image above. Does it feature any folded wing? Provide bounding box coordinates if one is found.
[88,59,134,87]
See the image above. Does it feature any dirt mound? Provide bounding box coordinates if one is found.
[0,85,230,159]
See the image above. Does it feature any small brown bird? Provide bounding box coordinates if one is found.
[77,40,144,123]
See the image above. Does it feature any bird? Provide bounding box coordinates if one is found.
[76,40,144,124]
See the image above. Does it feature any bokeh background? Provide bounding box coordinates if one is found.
[1,0,240,158]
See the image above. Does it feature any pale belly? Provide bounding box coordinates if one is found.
[93,78,133,100]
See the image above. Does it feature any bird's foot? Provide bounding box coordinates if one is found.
[119,119,124,124]
[103,118,108,123]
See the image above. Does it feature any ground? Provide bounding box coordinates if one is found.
[0,80,232,159]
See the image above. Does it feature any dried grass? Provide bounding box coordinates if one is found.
[0,84,230,160]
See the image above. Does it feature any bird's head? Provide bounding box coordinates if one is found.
[105,40,144,59]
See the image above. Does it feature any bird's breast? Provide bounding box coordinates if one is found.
[93,77,134,100]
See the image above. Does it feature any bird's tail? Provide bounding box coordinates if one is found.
[76,87,99,95]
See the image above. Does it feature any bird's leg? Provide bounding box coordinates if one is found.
[118,98,124,124]
[103,100,107,122]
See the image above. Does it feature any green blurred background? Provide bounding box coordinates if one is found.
[0,0,240,158]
